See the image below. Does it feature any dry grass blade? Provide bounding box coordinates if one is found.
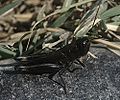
[14,13,34,22]
[88,51,98,59]
[75,18,101,37]
[108,31,120,40]
[7,27,66,44]
[93,39,120,50]
[108,48,120,56]
[106,24,120,32]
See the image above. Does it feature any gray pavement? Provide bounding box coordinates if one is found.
[0,47,120,100]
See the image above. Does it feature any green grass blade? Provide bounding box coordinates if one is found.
[0,46,16,59]
[100,5,120,20]
[51,10,73,27]
[0,0,22,16]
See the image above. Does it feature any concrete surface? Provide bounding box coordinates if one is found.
[0,47,120,100]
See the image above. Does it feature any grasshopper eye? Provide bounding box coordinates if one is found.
[82,39,89,46]
[83,39,90,49]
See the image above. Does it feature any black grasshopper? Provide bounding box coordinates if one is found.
[0,37,90,93]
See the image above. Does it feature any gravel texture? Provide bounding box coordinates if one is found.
[0,47,120,100]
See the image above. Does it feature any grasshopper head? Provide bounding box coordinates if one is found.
[76,37,90,56]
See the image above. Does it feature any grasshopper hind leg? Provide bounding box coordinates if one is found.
[48,69,67,94]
